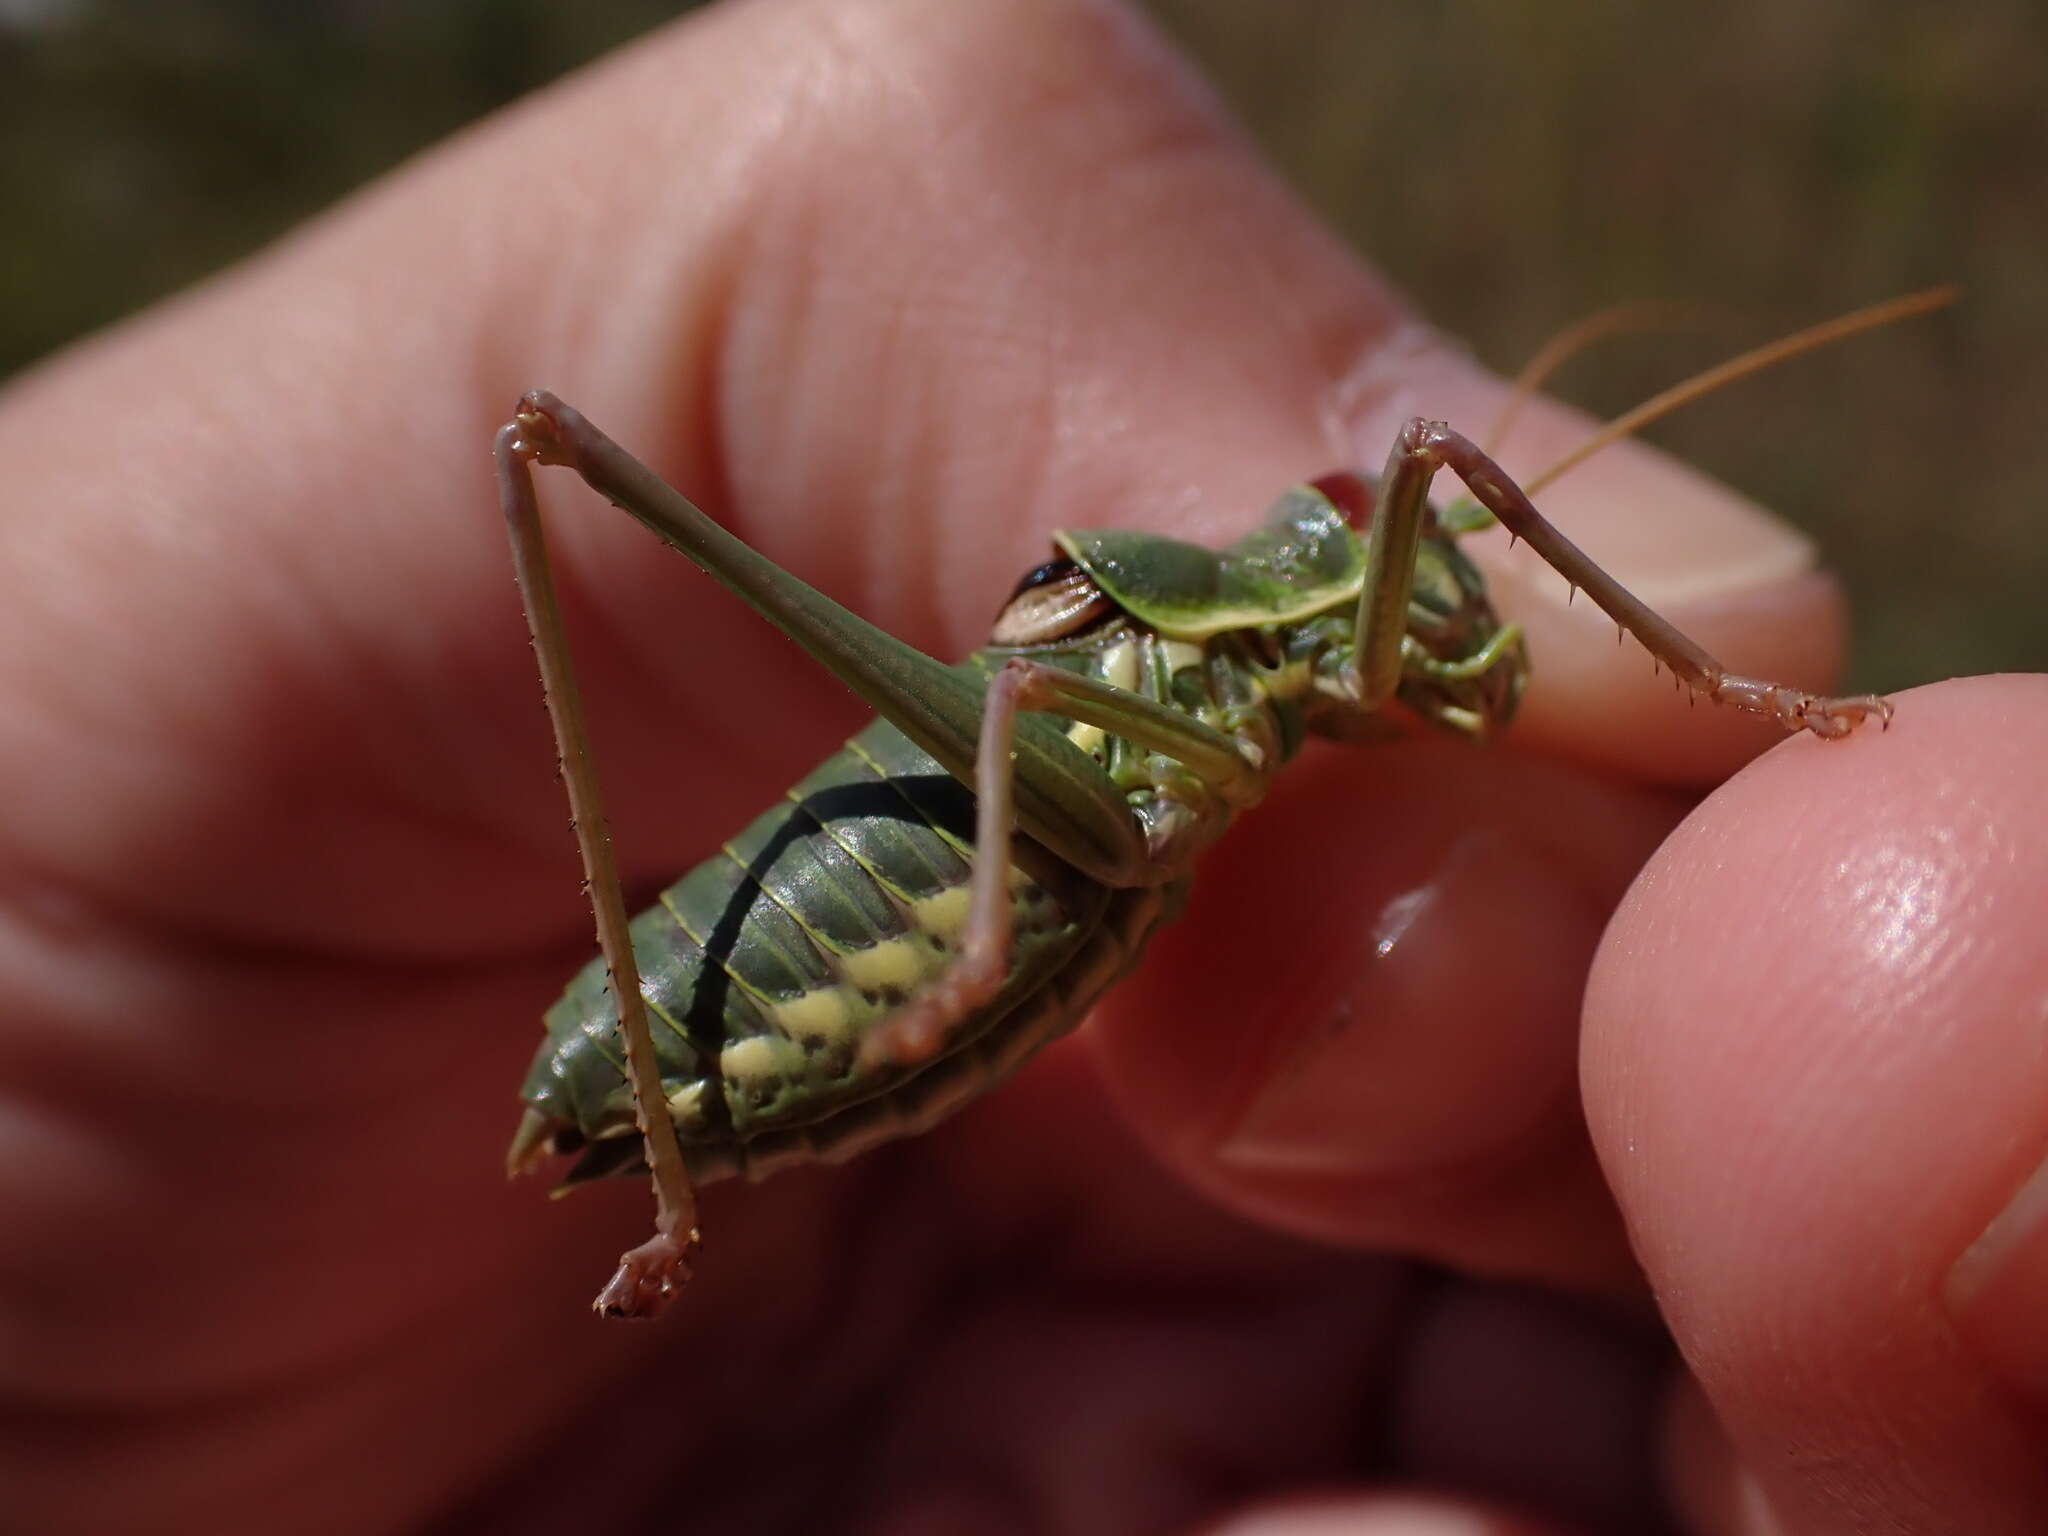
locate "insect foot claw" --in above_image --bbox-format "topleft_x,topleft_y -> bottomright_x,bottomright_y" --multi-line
593,1228 -> 699,1320
509,389 -> 580,468
1796,691 -> 1894,739
1713,677 -> 1894,739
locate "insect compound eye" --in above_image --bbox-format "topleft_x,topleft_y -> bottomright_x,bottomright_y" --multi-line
989,557 -> 1116,647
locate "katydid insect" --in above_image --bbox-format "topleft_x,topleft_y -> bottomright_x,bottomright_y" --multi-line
497,291 -> 1947,1319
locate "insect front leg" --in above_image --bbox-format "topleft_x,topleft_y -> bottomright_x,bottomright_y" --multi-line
1356,417 -> 1892,738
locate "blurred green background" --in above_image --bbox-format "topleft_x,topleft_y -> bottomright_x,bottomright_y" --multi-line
4,0 -> 2042,690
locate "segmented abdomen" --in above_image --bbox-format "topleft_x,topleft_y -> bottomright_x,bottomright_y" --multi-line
520,714 -> 1164,1184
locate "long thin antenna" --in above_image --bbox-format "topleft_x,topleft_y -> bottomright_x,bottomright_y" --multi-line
1484,299 -> 1713,456
1522,285 -> 1960,496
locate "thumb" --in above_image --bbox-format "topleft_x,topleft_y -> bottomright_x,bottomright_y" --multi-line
1586,675 -> 2048,1532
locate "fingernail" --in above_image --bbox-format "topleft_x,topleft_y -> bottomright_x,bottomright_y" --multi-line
1945,1150 -> 2048,1406
1213,827 -> 1595,1176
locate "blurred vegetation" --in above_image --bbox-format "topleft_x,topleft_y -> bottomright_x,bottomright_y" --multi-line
1151,2 -> 2048,690
3,0 -> 2042,687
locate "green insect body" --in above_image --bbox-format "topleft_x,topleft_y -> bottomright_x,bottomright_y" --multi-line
516,720 -> 1158,1187
509,481 -> 1523,1188
497,372 -> 1893,1314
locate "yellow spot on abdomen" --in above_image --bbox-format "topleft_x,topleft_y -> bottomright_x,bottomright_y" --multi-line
768,987 -> 855,1045
910,886 -> 973,941
1066,722 -> 1108,758
720,1034 -> 792,1084
665,1081 -> 706,1120
837,936 -> 930,994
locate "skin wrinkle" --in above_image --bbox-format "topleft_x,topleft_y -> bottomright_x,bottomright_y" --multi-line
1231,1075 -> 1598,1224
751,0 -> 1366,615
1319,316 -> 1463,466
712,25 -> 1171,651
666,13 -> 836,527
973,152 -> 1206,628
808,14 -> 1044,579
16,260 -> 564,957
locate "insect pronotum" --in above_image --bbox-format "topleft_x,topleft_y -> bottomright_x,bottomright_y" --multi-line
497,291 -> 1947,1318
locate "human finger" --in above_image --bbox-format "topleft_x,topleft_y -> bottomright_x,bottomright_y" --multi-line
1586,675 -> 2048,1533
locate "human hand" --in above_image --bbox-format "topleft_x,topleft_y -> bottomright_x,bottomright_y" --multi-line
3,2 -> 2042,1532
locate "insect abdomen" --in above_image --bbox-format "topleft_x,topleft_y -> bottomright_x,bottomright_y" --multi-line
519,715 -> 1153,1184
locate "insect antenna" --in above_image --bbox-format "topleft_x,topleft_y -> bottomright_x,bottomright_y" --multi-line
1522,284 -> 1960,496
1483,299 -> 1716,456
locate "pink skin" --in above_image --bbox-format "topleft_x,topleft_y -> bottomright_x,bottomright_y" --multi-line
0,2 -> 2041,1533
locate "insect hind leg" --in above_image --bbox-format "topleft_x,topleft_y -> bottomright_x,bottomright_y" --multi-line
496,410 -> 699,1319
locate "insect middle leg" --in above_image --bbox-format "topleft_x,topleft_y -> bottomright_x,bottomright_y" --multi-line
1353,417 -> 1892,738
858,658 -> 1261,1069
